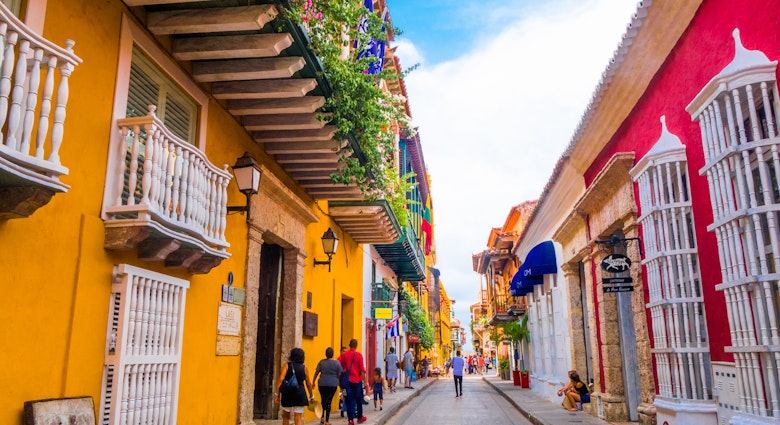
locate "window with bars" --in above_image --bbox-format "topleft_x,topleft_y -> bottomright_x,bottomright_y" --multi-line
127,47 -> 197,144
631,118 -> 712,402
99,264 -> 189,425
686,28 -> 780,421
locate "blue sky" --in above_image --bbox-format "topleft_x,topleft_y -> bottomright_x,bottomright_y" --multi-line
383,0 -> 639,352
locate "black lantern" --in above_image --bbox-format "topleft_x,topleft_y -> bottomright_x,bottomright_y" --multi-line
314,227 -> 339,272
227,152 -> 262,223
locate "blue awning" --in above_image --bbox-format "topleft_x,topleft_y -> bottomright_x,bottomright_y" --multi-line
510,241 -> 558,296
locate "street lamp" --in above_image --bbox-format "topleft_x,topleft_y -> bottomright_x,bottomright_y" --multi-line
314,227 -> 339,272
226,152 -> 262,223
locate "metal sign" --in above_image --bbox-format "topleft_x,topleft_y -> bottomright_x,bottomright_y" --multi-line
408,334 -> 420,343
604,285 -> 634,293
374,307 -> 393,319
601,254 -> 632,273
603,277 -> 633,284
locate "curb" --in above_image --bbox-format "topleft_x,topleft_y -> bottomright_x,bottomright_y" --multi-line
372,378 -> 436,425
482,376 -> 547,425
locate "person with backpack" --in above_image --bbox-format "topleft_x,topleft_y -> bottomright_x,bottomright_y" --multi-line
275,347 -> 315,425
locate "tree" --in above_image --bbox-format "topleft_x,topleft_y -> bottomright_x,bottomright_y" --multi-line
501,314 -> 530,371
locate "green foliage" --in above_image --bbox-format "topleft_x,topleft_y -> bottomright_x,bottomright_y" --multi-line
281,1 -> 414,210
498,356 -> 510,372
501,314 -> 530,371
401,287 -> 434,349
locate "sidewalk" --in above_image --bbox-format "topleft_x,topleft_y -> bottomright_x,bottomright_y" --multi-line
254,376 -> 436,425
482,374 -> 620,425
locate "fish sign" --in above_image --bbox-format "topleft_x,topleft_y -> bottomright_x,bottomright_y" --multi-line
601,254 -> 632,273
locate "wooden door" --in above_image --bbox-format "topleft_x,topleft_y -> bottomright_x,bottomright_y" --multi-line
254,244 -> 282,418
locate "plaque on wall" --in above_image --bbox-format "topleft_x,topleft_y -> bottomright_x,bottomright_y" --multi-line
217,302 -> 241,336
216,335 -> 241,356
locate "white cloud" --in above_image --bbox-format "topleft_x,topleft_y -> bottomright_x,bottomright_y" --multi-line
393,0 -> 637,350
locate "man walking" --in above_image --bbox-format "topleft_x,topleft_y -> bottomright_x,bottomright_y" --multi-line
402,346 -> 415,389
384,347 -> 399,393
339,339 -> 368,425
451,351 -> 465,398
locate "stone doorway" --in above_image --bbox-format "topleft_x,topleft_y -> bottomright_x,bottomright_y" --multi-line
253,243 -> 283,419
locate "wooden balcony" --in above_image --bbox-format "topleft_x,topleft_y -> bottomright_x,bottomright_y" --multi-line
123,0 -> 364,200
103,106 -> 232,274
0,2 -> 81,219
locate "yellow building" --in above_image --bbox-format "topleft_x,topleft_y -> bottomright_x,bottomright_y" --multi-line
0,0 -> 419,424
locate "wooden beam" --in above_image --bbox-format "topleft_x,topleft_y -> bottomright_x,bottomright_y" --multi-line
243,113 -> 330,131
289,170 -> 340,180
229,97 -> 325,115
213,79 -> 317,100
263,139 -> 345,154
253,126 -> 337,143
274,153 -> 340,164
298,179 -> 345,188
173,33 -> 293,61
124,0 -> 207,5
282,162 -> 343,171
148,5 -> 277,35
193,57 -> 305,83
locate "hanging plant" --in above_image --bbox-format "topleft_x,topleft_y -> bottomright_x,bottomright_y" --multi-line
401,287 -> 434,349
280,0 -> 415,219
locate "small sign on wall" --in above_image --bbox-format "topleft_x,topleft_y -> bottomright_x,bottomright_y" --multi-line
217,302 -> 241,336
216,335 -> 241,356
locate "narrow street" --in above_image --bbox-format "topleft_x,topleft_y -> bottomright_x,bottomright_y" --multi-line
383,375 -> 532,425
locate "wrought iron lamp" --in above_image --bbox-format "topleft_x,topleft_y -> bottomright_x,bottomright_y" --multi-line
227,152 -> 262,223
314,227 -> 338,272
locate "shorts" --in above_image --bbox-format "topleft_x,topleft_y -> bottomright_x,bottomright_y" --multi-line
580,394 -> 591,403
386,370 -> 398,379
404,367 -> 413,376
280,405 -> 305,414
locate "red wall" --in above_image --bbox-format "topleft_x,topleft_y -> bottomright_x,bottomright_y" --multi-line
584,0 -> 780,362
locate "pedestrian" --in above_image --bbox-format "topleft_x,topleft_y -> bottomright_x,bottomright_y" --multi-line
421,356 -> 429,379
478,356 -> 485,375
372,367 -> 385,411
337,346 -> 348,418
275,347 -> 315,425
450,350 -> 465,398
402,346 -> 415,389
312,347 -> 343,425
562,372 -> 590,411
339,339 -> 368,425
557,370 -> 578,410
467,355 -> 474,374
384,347 -> 399,393
444,359 -> 451,377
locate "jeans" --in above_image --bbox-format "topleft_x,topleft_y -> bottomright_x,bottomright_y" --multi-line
453,375 -> 463,395
346,381 -> 363,420
318,385 -> 338,421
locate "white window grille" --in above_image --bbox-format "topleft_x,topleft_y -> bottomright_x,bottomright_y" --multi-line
686,29 -> 780,420
631,116 -> 712,402
99,264 -> 190,425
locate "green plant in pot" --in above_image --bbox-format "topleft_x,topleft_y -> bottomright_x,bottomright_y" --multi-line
501,314 -> 530,387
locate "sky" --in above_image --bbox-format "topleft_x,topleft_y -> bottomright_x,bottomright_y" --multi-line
384,0 -> 639,351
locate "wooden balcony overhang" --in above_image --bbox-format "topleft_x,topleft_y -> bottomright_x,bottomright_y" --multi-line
124,0 -> 364,200
328,200 -> 401,245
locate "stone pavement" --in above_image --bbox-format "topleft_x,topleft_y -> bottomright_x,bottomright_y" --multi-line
482,374 -> 626,425
254,376 -> 436,425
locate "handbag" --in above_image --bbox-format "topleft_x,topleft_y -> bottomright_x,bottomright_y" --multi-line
280,362 -> 299,395
340,352 -> 356,389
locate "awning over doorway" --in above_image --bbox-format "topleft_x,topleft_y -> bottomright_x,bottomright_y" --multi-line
510,240 -> 558,296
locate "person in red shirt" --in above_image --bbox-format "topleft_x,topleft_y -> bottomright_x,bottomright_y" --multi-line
339,339 -> 368,425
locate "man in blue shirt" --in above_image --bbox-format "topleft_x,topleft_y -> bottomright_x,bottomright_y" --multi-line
450,351 -> 465,398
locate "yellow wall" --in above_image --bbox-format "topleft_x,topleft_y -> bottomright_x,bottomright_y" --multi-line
0,1 -> 365,424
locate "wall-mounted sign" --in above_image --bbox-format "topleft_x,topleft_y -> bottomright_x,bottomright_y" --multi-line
374,307 -> 393,319
604,285 -> 634,293
601,254 -> 632,273
217,302 -> 241,336
408,334 -> 420,343
603,277 -> 633,284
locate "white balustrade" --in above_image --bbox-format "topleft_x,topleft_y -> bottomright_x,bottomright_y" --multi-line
0,1 -> 81,182
107,105 -> 231,251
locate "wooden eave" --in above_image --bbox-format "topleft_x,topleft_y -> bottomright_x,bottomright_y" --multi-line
328,200 -> 401,244
125,0 -> 362,200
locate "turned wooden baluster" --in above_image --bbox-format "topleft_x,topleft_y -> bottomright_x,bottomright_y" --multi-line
179,150 -> 190,225
127,124 -> 141,206
20,48 -> 43,155
171,145 -> 182,220
49,40 -> 76,164
5,39 -> 30,151
219,170 -> 229,241
35,56 -> 56,160
0,29 -> 18,147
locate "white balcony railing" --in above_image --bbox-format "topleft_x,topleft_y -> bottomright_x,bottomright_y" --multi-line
105,106 -> 232,253
0,1 -> 81,190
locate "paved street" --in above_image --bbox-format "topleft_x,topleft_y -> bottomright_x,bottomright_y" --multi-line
383,375 -> 532,425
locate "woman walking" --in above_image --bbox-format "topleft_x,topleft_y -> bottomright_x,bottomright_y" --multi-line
313,347 -> 343,425
275,348 -> 315,425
